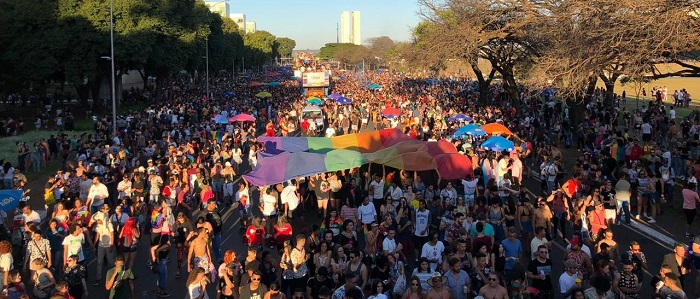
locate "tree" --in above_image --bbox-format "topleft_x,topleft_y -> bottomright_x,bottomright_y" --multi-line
275,37 -> 296,58
528,0 -> 700,111
414,0 -> 542,107
243,30 -> 278,69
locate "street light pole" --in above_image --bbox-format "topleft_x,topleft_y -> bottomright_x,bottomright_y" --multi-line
109,0 -> 117,138
206,38 -> 210,99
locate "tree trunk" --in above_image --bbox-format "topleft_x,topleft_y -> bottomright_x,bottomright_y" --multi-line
502,69 -> 521,112
567,77 -> 597,126
600,73 -> 619,107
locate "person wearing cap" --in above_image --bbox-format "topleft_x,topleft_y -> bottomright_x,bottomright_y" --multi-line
117,175 -> 132,202
587,200 -> 608,242
564,236 -> 592,283
559,258 -> 582,299
93,215 -> 115,286
148,169 -> 163,205
306,266 -> 334,299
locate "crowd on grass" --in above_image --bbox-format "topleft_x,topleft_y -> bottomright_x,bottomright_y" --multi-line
0,66 -> 698,299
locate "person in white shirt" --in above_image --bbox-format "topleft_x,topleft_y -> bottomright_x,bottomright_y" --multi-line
369,168 -> 386,212
21,206 -> 41,232
559,259 -> 580,299
530,226 -> 550,260
86,177 -> 109,214
511,153 -> 523,185
93,217 -> 115,285
325,125 -> 336,138
420,231 -> 445,271
382,228 -> 402,256
460,174 -> 479,207
497,155 -> 511,185
281,180 -> 300,219
357,196 -> 377,230
63,225 -> 86,265
117,175 -> 132,200
385,182 -> 403,204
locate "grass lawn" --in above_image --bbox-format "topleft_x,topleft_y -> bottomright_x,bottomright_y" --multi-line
0,130 -> 91,181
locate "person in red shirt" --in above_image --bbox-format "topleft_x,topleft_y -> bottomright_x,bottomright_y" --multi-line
245,216 -> 265,250
266,120 -> 275,137
274,215 -> 293,251
301,118 -> 310,136
629,140 -> 644,164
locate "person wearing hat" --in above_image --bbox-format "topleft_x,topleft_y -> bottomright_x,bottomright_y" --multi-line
559,258 -> 582,299
587,200 -> 607,242
148,168 -> 163,205
93,213 -> 116,286
305,266 -> 334,299
426,272 -> 451,299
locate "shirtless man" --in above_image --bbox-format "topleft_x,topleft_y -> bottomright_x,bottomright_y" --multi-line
478,273 -> 508,299
187,227 -> 212,273
533,199 -> 553,240
426,272 -> 452,299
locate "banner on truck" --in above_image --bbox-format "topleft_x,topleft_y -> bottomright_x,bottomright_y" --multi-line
302,72 -> 330,87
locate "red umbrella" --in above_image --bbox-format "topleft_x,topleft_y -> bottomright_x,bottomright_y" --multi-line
229,113 -> 256,122
382,107 -> 401,117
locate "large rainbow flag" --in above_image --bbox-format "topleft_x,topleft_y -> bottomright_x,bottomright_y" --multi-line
244,129 -> 472,186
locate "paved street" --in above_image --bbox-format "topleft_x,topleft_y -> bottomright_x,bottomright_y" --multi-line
22,126 -> 699,299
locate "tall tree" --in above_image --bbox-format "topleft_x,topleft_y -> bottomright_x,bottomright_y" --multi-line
275,37 -> 296,59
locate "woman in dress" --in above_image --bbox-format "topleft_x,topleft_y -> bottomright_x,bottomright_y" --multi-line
313,242 -> 332,271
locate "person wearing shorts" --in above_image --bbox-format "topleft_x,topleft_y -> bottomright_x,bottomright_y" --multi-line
682,182 -> 699,237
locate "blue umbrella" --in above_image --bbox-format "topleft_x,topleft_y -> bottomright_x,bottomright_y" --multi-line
336,97 -> 352,105
223,91 -> 235,97
448,114 -> 472,122
480,136 -> 515,152
454,124 -> 485,138
328,93 -> 342,100
212,114 -> 228,124
290,76 -> 298,81
426,79 -> 440,85
268,82 -> 280,87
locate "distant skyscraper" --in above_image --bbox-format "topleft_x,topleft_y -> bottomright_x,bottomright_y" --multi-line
204,1 -> 229,17
339,11 -> 361,45
351,11 -> 361,45
340,11 -> 351,43
230,13 -> 246,32
245,21 -> 257,34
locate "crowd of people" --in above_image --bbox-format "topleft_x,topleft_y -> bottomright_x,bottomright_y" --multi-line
0,64 -> 697,299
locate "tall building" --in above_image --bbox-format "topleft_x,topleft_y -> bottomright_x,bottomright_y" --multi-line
245,21 -> 257,34
351,11 -> 361,45
204,1 -> 229,17
340,11 -> 351,43
339,11 -> 361,45
230,13 -> 246,32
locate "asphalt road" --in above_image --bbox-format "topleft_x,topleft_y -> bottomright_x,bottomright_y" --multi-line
24,124 -> 696,299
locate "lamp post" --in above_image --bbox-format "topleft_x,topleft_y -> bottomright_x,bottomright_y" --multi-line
204,38 -> 209,99
105,0 -> 116,138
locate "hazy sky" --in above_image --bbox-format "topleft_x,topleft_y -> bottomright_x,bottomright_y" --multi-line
227,0 -> 423,49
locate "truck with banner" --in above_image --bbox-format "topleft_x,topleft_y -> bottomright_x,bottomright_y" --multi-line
301,71 -> 331,97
